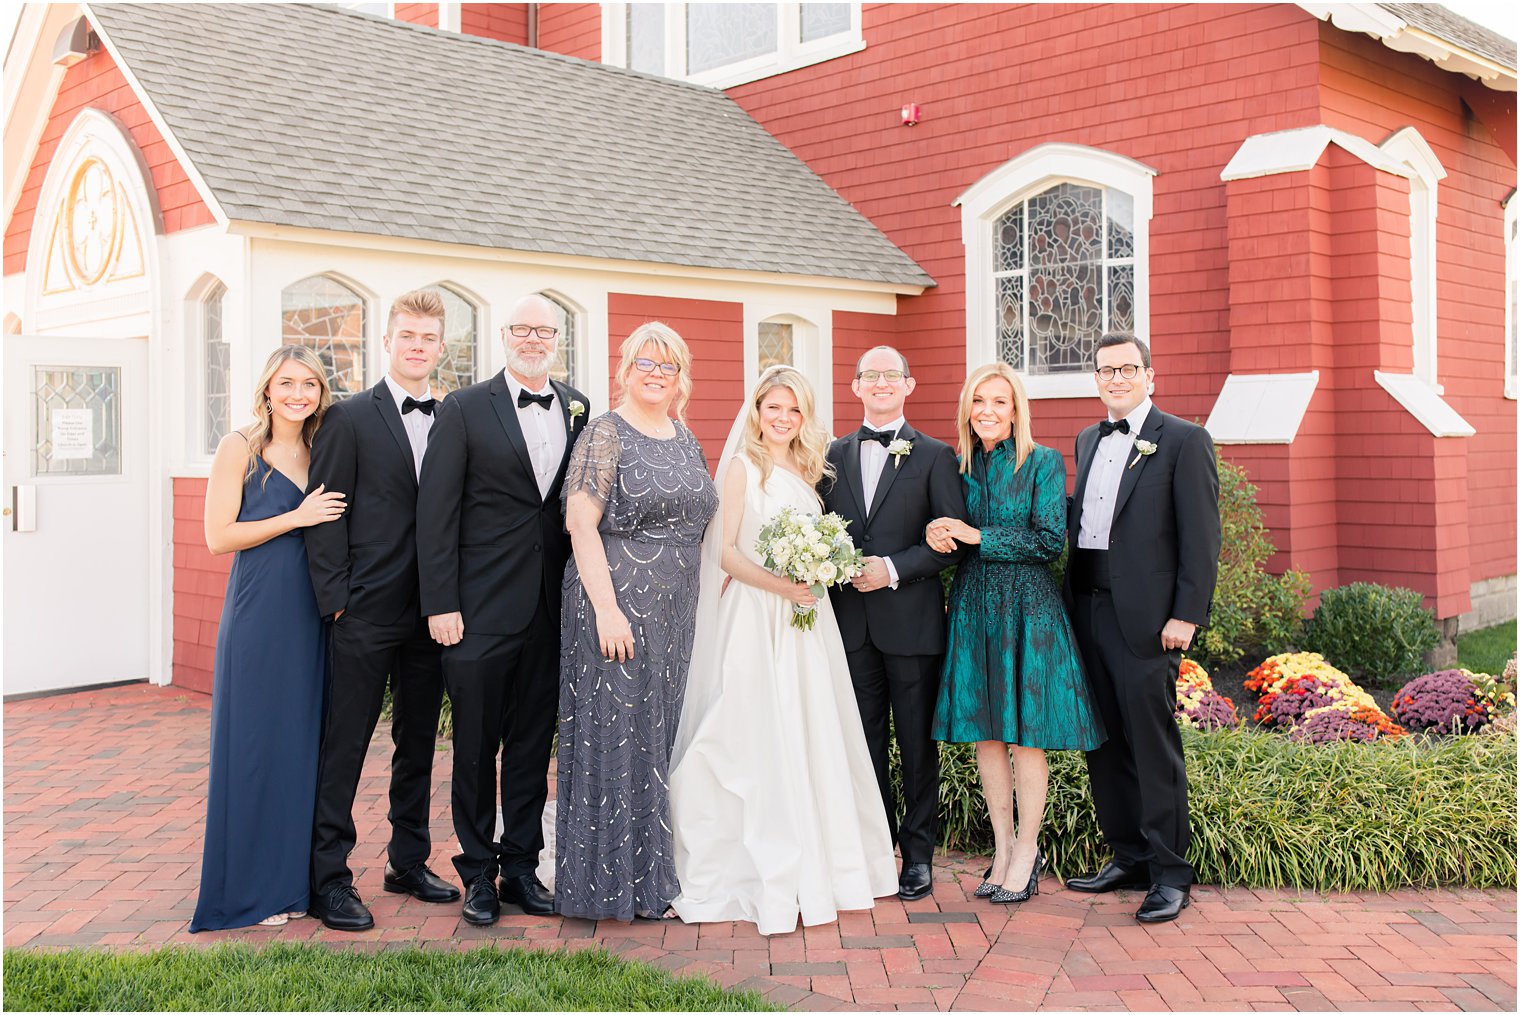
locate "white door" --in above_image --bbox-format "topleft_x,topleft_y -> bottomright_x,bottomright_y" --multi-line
3,335 -> 150,695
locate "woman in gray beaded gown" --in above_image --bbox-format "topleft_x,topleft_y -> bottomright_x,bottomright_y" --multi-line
555,322 -> 718,922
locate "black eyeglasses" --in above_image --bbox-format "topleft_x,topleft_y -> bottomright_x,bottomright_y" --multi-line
1095,364 -> 1145,381
507,325 -> 559,340
633,357 -> 680,376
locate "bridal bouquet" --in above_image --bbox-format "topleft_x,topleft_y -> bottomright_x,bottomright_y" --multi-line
755,507 -> 866,631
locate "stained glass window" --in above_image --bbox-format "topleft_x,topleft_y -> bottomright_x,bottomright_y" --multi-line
541,293 -> 578,389
424,285 -> 477,396
758,321 -> 793,372
282,275 -> 366,399
992,182 -> 1136,376
202,282 -> 230,455
33,365 -> 121,476
627,3 -> 665,74
687,3 -> 777,74
800,3 -> 850,41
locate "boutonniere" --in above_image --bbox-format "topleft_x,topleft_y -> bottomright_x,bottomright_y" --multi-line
568,400 -> 585,429
886,438 -> 913,469
1128,439 -> 1157,470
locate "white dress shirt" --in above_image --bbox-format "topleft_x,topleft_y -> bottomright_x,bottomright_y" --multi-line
382,374 -> 435,481
503,370 -> 566,500
1077,398 -> 1152,550
859,416 -> 903,589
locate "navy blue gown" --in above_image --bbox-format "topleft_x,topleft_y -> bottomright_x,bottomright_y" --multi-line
191,460 -> 325,931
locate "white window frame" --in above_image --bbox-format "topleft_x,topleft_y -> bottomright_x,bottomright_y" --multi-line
1380,127 -> 1446,392
1506,191 -> 1517,400
601,3 -> 864,89
423,280 -> 484,393
954,143 -> 1156,400
538,289 -> 588,392
188,274 -> 230,460
743,307 -> 830,427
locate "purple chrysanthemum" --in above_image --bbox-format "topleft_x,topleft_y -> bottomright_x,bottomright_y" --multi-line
1290,707 -> 1382,744
1266,676 -> 1337,728
1392,670 -> 1492,734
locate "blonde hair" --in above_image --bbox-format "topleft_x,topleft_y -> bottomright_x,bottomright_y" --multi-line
614,321 -> 693,423
246,345 -> 332,485
387,288 -> 446,334
742,366 -> 835,488
955,363 -> 1033,474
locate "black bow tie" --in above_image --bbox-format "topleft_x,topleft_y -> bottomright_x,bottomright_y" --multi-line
1098,418 -> 1130,437
857,427 -> 895,447
401,396 -> 435,416
518,390 -> 554,410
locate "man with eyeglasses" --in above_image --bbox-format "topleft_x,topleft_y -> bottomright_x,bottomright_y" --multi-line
821,345 -> 966,901
416,294 -> 591,926
1064,334 -> 1219,924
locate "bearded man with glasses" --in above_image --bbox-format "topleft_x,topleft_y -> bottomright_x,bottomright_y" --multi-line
1063,334 -> 1219,924
416,294 -> 591,926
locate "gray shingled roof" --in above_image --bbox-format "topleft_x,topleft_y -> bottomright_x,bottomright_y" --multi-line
85,3 -> 933,288
1376,3 -> 1517,68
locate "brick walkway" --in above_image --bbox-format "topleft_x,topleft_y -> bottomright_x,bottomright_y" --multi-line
4,683 -> 1515,1011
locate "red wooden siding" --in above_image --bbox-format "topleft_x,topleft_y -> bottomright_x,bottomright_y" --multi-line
535,3 -> 600,61
607,294 -> 744,469
4,39 -> 214,276
172,478 -> 230,695
393,3 -> 438,28
460,4 -> 529,45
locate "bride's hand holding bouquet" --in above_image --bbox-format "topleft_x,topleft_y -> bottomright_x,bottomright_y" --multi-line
755,507 -> 865,630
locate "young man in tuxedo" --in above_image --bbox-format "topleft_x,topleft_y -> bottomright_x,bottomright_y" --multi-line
1064,334 -> 1220,923
821,345 -> 966,900
304,289 -> 459,932
416,294 -> 590,926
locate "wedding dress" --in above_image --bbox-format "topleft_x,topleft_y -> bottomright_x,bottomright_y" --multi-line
668,448 -> 898,936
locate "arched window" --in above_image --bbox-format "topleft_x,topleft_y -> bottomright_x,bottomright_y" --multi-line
281,275 -> 367,399
539,291 -> 582,389
200,280 -> 230,454
1380,127 -> 1446,389
423,283 -> 479,395
757,319 -> 794,371
956,144 -> 1155,399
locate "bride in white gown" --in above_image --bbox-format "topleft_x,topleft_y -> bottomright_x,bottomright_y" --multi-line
669,366 -> 898,936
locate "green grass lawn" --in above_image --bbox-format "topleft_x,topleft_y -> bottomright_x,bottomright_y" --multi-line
0,942 -> 779,1012
1458,620 -> 1517,676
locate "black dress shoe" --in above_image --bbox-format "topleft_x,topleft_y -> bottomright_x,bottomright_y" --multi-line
309,884 -> 374,932
461,875 -> 500,926
383,862 -> 461,903
897,862 -> 933,901
1136,884 -> 1191,923
1065,861 -> 1150,894
498,873 -> 555,916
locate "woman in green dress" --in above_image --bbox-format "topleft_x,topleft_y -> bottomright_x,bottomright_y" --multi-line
927,363 -> 1104,905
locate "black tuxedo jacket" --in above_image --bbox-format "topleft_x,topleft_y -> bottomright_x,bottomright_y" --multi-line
416,373 -> 589,637
1065,406 -> 1221,657
305,382 -> 432,625
820,423 -> 967,656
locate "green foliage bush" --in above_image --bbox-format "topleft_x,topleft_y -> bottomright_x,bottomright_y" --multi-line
1191,457 -> 1310,668
903,728 -> 1516,891
1304,582 -> 1442,686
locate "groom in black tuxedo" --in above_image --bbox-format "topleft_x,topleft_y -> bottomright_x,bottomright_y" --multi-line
305,289 -> 460,931
416,294 -> 589,926
821,345 -> 966,900
1064,334 -> 1220,923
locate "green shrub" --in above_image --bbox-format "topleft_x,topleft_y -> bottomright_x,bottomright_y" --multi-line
903,728 -> 1516,891
1192,457 -> 1310,668
1304,582 -> 1441,686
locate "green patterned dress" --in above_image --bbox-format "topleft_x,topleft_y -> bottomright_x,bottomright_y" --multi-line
931,441 -> 1105,749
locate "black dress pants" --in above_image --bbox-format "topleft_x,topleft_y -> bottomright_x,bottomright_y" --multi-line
1072,588 -> 1193,888
311,612 -> 444,896
443,593 -> 558,883
846,643 -> 942,865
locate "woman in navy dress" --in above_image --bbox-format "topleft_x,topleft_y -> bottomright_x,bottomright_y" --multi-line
191,345 -> 347,931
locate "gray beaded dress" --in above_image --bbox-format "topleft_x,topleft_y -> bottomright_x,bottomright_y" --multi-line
555,411 -> 718,921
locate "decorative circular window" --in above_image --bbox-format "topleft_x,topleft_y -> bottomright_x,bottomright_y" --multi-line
65,157 -> 120,286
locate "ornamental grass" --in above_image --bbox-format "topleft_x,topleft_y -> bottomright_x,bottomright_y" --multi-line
920,727 -> 1516,891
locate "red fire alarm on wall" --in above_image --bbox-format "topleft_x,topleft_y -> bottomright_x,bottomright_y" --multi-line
901,102 -> 921,126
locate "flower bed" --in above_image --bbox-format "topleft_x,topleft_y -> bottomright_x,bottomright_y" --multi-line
1243,652 -> 1405,742
1174,658 -> 1240,731
1393,667 -> 1516,734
